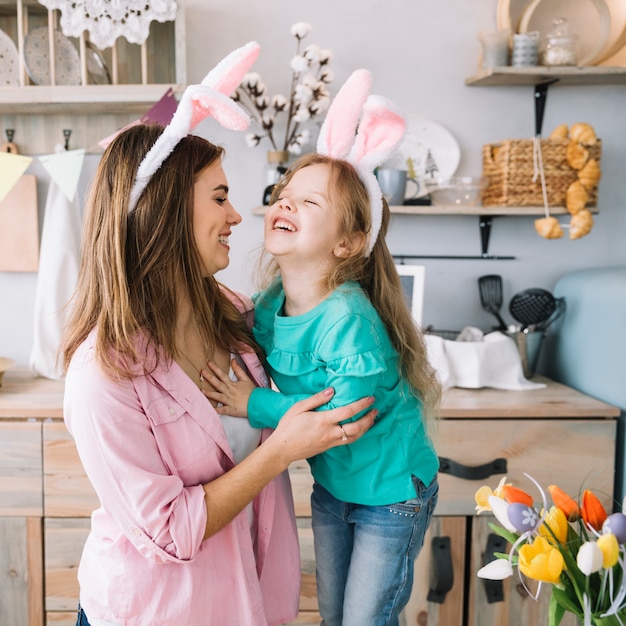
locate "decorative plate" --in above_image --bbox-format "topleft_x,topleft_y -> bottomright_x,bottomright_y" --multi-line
497,0 -> 531,33
85,41 -> 111,84
0,28 -> 20,86
24,26 -> 81,86
383,115 -> 461,197
518,0 -> 611,66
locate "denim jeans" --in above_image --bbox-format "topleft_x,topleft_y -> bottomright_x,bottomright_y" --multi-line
76,604 -> 91,626
311,475 -> 438,626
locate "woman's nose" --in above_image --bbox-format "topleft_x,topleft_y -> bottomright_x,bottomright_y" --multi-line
227,203 -> 242,225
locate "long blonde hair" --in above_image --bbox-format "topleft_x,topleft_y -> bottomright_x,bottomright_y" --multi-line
259,153 -> 441,425
62,124 -> 259,379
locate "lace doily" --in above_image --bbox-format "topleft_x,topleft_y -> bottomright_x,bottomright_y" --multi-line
37,0 -> 177,50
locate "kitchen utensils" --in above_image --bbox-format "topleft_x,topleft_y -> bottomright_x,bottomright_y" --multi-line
509,287 -> 565,330
478,274 -> 508,330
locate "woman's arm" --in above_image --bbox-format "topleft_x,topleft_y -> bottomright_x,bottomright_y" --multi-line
202,387 -> 376,539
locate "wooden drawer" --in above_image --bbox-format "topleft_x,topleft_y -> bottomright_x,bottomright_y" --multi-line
43,423 -> 98,518
434,418 -> 615,515
0,422 -> 42,516
0,516 -> 43,626
44,518 -> 89,614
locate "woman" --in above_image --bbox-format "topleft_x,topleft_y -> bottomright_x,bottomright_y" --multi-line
61,118 -> 375,626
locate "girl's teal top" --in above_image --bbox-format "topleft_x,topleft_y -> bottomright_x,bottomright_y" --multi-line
249,279 -> 439,506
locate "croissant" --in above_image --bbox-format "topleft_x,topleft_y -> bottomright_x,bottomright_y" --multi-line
569,209 -> 594,240
549,123 -> 568,140
566,140 -> 589,170
535,216 -> 564,239
569,122 -> 597,146
566,180 -> 589,214
578,158 -> 602,189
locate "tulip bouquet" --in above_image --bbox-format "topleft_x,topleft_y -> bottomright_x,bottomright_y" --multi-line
232,22 -> 333,155
475,474 -> 626,626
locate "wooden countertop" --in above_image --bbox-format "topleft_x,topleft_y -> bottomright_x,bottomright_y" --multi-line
0,368 -> 619,421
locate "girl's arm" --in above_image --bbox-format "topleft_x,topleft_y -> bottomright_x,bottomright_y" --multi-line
201,388 -> 376,538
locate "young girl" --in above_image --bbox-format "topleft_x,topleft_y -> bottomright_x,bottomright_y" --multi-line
204,70 -> 440,626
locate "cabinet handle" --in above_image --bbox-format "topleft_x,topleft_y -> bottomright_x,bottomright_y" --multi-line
427,536 -> 453,604
482,533 -> 506,603
438,456 -> 507,480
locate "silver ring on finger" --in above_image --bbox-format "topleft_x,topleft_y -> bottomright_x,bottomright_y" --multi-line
338,425 -> 348,441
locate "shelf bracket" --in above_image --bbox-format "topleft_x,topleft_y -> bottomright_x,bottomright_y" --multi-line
534,78 -> 559,136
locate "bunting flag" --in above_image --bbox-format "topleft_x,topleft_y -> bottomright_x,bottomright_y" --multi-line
38,149 -> 86,202
98,87 -> 179,150
0,152 -> 33,204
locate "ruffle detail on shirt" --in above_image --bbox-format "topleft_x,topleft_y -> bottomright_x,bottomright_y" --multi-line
266,345 -> 386,378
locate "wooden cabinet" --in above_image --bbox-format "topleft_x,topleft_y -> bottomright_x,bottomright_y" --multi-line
0,370 -> 619,626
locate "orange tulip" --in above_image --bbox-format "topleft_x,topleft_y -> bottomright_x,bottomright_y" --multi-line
581,490 -> 607,531
548,484 -> 581,521
502,484 -> 533,507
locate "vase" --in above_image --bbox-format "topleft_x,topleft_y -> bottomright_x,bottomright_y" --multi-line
263,150 -> 289,205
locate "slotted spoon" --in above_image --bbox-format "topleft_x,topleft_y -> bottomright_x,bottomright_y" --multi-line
509,288 -> 557,330
478,274 -> 507,330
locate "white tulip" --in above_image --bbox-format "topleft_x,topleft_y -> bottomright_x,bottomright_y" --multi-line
477,559 -> 514,580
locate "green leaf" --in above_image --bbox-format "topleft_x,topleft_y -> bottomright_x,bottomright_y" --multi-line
548,593 -> 566,626
487,521 -> 520,546
551,586 -> 583,617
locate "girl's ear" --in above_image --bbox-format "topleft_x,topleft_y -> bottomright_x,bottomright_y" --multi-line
333,232 -> 366,258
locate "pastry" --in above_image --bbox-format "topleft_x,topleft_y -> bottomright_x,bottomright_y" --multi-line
566,180 -> 589,214
569,122 -> 597,146
566,140 -> 589,170
578,158 -> 602,190
534,216 -> 564,239
549,123 -> 568,140
569,209 -> 594,240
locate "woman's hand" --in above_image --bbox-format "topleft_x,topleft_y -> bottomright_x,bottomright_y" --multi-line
201,360 -> 255,417
268,388 -> 377,467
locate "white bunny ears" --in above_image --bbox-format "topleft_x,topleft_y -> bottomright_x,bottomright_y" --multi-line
316,69 -> 407,255
128,41 -> 261,212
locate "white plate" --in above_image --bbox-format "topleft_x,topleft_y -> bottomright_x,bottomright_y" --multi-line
0,28 -> 20,86
24,26 -> 81,86
383,115 -> 461,198
519,0 -> 611,66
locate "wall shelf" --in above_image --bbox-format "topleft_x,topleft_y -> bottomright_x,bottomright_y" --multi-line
252,204 -> 598,216
465,66 -> 626,87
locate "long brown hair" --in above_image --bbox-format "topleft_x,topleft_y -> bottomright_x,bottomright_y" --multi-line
259,153 -> 441,425
62,123 -> 258,379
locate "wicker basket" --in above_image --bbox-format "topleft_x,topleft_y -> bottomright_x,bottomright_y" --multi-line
481,138 -> 601,207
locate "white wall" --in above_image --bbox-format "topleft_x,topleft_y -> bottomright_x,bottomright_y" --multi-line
2,0 -> 625,366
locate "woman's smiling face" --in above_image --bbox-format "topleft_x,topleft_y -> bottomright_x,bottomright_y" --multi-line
192,160 -> 242,276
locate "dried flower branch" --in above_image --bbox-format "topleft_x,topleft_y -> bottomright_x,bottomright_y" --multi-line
233,22 -> 333,154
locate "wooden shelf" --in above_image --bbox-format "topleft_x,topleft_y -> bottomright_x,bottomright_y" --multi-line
252,204 -> 598,216
465,65 -> 626,87
0,84 -> 185,115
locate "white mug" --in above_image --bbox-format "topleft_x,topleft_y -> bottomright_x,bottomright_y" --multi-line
376,169 -> 419,206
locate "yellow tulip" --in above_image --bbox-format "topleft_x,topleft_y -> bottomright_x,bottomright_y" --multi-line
475,477 -> 511,515
597,533 -> 619,568
539,506 -> 569,544
518,536 -> 565,584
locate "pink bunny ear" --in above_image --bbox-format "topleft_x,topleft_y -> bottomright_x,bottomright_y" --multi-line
202,40 -> 261,95
349,95 -> 406,171
129,41 -> 260,212
317,69 -> 372,158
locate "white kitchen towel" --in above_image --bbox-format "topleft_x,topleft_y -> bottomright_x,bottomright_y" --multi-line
29,180 -> 82,379
425,330 -> 546,391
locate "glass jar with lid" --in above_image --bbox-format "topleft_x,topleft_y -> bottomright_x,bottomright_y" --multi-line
540,18 -> 578,66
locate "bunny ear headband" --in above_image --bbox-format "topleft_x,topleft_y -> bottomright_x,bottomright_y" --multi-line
316,69 -> 407,256
128,41 -> 261,212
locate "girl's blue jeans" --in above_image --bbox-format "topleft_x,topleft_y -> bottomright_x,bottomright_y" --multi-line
311,475 -> 438,626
